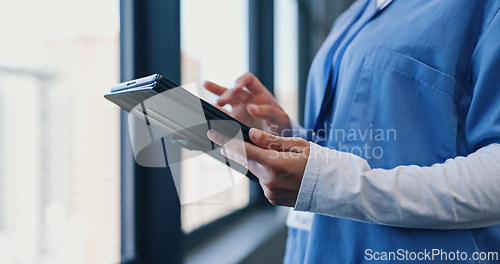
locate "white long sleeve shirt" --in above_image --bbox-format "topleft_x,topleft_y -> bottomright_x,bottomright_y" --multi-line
290,142 -> 500,230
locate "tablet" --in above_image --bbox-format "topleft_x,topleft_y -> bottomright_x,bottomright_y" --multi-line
104,74 -> 258,181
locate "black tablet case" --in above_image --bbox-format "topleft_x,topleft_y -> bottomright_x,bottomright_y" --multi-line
104,74 -> 258,181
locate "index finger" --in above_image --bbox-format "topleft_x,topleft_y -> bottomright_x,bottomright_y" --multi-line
207,129 -> 272,166
234,73 -> 265,94
204,80 -> 227,96
250,128 -> 308,153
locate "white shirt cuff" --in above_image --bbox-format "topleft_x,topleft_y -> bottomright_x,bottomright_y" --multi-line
293,141 -> 500,229
294,142 -> 322,211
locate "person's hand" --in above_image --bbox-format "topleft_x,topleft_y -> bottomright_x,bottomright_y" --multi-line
207,128 -> 310,207
204,73 -> 291,136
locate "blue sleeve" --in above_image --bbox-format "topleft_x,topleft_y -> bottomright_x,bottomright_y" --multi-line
466,8 -> 500,151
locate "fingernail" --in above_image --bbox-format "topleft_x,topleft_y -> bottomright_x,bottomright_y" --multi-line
251,129 -> 261,140
207,129 -> 214,140
248,104 -> 259,112
218,92 -> 228,101
216,99 -> 226,106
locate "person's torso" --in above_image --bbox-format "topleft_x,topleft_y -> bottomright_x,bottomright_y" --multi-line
289,0 -> 500,263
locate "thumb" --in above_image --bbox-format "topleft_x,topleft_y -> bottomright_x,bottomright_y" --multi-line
249,128 -> 308,153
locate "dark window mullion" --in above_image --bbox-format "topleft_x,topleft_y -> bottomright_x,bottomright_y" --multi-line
120,0 -> 182,263
248,0 -> 275,206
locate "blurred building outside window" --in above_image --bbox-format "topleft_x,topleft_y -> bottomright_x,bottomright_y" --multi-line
0,1 -> 120,263
180,0 -> 250,233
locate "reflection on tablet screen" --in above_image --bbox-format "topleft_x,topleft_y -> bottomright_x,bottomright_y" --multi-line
127,86 -> 250,204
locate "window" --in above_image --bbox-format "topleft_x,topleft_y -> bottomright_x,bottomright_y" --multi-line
275,0 -> 299,122
180,0 -> 251,234
0,1 -> 120,263
119,1 -> 276,261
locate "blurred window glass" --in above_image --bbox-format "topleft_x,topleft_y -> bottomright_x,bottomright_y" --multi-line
180,0 -> 250,233
0,1 -> 120,263
275,0 -> 299,122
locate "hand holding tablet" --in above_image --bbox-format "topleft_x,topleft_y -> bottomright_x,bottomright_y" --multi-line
104,74 -> 258,181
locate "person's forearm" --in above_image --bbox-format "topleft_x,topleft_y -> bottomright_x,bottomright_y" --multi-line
295,143 -> 500,229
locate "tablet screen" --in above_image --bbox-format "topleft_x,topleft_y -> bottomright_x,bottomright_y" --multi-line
105,75 -> 257,204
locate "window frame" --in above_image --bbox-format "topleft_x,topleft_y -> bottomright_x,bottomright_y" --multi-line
120,0 -> 182,263
119,0 -> 275,262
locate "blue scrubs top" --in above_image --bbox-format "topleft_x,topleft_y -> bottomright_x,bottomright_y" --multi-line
285,0 -> 500,263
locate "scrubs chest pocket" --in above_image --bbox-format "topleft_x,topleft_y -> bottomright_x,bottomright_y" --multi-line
344,46 -> 458,167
